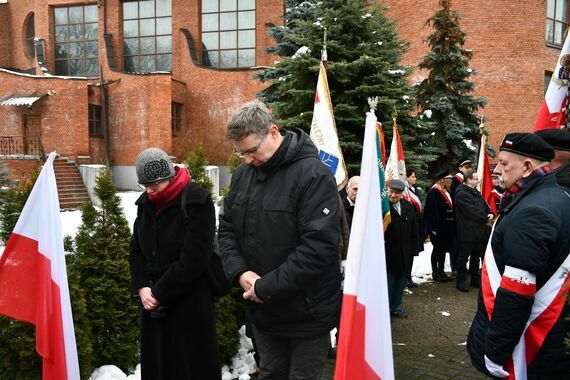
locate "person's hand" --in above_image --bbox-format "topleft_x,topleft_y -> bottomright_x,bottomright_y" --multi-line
487,214 -> 495,221
239,271 -> 261,292
484,355 -> 509,378
138,287 -> 159,311
243,277 -> 263,304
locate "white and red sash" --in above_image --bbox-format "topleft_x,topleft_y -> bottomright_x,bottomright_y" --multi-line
454,172 -> 464,183
481,222 -> 570,380
431,184 -> 452,209
405,186 -> 422,215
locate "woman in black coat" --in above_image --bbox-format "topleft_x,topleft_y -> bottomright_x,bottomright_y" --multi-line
129,148 -> 220,380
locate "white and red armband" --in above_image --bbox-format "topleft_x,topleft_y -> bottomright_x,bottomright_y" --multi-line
499,265 -> 537,296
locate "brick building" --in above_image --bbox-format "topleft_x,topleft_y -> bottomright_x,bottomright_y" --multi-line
382,0 -> 567,153
0,0 -> 282,189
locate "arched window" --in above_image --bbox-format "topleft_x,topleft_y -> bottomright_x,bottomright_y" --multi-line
24,12 -> 36,59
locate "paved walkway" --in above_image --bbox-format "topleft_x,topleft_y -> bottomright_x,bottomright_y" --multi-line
322,277 -> 487,379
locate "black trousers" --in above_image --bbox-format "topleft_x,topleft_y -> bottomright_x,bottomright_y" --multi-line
456,240 -> 485,284
430,233 -> 452,272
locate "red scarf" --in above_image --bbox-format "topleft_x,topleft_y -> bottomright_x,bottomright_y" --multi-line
148,166 -> 191,213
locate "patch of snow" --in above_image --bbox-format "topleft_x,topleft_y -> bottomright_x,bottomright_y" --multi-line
438,311 -> 451,317
292,46 -> 311,59
376,41 -> 383,45
467,68 -> 473,73
394,343 -> 406,346
388,69 -> 405,75
428,354 -> 435,358
463,139 -> 478,152
458,341 -> 467,346
362,13 -> 372,19
423,109 -> 433,119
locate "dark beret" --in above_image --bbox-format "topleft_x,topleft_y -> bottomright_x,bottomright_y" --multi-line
388,179 -> 406,191
535,129 -> 570,151
456,158 -> 473,168
499,132 -> 554,161
435,169 -> 450,180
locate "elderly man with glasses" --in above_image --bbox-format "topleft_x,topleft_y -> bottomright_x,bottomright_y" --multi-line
219,100 -> 342,380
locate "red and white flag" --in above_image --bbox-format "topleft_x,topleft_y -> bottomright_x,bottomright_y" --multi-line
533,33 -> 570,131
477,133 -> 498,215
335,109 -> 394,380
0,152 -> 80,380
384,126 -> 406,184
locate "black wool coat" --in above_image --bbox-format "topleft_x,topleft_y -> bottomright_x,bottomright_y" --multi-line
424,186 -> 455,241
454,185 -> 491,244
129,183 -> 220,380
219,129 -> 342,338
467,174 -> 570,378
385,200 -> 418,273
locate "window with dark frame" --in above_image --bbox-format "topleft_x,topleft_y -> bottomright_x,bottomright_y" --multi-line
201,0 -> 256,69
545,71 -> 553,95
122,0 -> 172,73
89,105 -> 102,137
172,102 -> 182,135
546,0 -> 568,46
54,5 -> 99,76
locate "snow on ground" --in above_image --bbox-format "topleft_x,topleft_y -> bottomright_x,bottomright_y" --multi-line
30,192 -> 444,379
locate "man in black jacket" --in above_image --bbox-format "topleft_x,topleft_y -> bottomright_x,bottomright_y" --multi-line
342,175 -> 359,229
467,132 -> 570,379
219,101 -> 341,380
385,179 -> 418,318
535,128 -> 570,191
453,170 -> 493,292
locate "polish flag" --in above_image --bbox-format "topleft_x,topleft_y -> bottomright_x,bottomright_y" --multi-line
335,109 -> 394,380
0,152 -> 80,380
476,133 -> 497,215
310,60 -> 348,189
533,33 -> 570,131
384,126 -> 406,184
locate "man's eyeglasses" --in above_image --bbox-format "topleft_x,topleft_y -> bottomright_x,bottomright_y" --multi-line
233,135 -> 266,158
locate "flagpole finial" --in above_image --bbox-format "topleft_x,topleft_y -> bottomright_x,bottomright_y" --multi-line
478,115 -> 485,135
368,97 -> 378,112
392,107 -> 398,129
321,29 -> 328,62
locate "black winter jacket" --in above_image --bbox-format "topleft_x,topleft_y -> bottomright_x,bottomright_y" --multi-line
467,174 -> 570,378
554,162 -> 570,191
129,183 -> 220,379
219,129 -> 342,337
424,186 -> 454,240
454,185 -> 491,244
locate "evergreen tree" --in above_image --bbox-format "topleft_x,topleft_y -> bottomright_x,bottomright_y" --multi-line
0,169 -> 37,244
184,143 -> 214,194
257,0 -> 437,175
415,0 -> 486,175
72,168 -> 138,373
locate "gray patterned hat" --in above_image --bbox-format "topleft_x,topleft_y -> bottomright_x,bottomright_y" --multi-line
135,148 -> 175,184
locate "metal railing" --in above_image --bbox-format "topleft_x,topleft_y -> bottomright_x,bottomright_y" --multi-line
0,135 -> 43,157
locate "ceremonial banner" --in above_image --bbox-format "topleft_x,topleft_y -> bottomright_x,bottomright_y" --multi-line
0,152 -> 80,380
533,33 -> 570,131
384,126 -> 406,184
477,133 -> 497,215
310,61 -> 348,188
376,122 -> 387,166
335,109 -> 394,380
376,123 -> 392,230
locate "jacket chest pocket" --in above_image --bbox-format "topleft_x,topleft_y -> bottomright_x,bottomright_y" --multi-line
262,196 -> 297,247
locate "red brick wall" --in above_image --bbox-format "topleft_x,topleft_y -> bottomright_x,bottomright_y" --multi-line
0,70 -> 90,160
1,158 -> 42,180
382,0 -> 560,153
1,0 -> 283,168
0,4 -> 12,68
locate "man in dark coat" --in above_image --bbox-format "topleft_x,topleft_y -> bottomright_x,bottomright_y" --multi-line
424,170 -> 454,282
467,133 -> 570,379
450,158 -> 474,199
535,128 -> 570,191
219,101 -> 341,380
342,175 -> 359,229
405,167 -> 423,288
453,170 -> 493,292
385,179 -> 418,318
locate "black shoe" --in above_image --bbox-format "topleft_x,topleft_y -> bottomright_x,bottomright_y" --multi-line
456,282 -> 469,292
433,271 -> 446,282
441,271 -> 452,282
391,308 -> 408,318
406,279 -> 419,288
